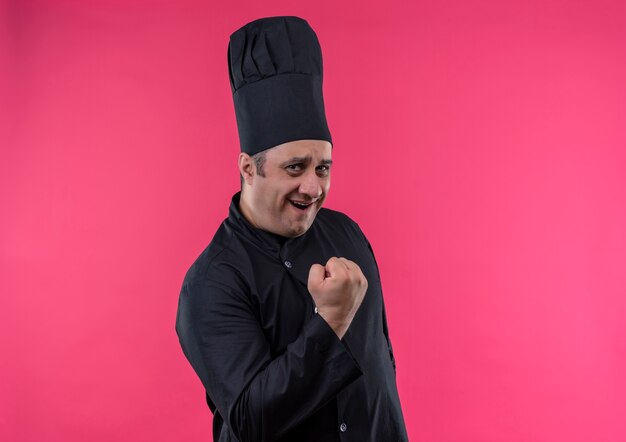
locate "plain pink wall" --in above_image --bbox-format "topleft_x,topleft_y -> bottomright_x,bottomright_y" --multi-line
2,0 -> 625,440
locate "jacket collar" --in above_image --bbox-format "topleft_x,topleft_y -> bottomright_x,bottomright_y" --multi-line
227,191 -> 304,255
226,192 -> 333,287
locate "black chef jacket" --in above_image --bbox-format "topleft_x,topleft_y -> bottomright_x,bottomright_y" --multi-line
176,192 -> 408,442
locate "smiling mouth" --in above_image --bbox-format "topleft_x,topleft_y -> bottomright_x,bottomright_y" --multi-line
289,200 -> 314,211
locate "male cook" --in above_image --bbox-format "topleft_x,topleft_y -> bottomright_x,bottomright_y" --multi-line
176,16 -> 408,442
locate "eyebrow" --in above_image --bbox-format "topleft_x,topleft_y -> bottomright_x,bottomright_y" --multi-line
279,156 -> 333,167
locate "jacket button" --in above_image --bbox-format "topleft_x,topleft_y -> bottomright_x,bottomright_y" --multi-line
284,260 -> 292,268
339,422 -> 347,432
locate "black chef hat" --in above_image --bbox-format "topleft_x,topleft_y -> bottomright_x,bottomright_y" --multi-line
228,16 -> 332,155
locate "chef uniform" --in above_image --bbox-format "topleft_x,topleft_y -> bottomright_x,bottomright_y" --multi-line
176,16 -> 408,442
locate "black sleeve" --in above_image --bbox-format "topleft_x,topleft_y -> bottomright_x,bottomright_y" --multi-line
380,288 -> 397,373
175,277 -> 362,442
357,224 -> 397,374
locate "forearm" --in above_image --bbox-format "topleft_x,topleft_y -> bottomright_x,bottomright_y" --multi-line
176,280 -> 362,442
228,315 -> 361,441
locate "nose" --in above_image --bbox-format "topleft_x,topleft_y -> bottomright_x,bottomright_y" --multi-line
298,169 -> 323,199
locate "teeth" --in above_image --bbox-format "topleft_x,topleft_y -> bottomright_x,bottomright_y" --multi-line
291,200 -> 310,208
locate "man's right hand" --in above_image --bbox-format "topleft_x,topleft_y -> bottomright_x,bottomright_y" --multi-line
307,257 -> 368,339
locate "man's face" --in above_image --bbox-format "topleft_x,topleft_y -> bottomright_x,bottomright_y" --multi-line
240,139 -> 332,238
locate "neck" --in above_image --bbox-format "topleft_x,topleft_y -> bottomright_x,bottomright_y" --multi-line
238,189 -> 260,230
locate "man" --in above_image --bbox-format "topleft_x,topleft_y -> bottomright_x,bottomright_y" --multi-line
176,16 -> 408,441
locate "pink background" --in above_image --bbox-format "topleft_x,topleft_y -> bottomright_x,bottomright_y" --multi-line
2,0 -> 625,440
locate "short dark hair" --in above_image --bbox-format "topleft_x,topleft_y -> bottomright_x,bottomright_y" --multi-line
252,151 -> 267,177
240,150 -> 267,187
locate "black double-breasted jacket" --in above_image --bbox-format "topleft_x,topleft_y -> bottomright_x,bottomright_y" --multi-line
176,192 -> 408,441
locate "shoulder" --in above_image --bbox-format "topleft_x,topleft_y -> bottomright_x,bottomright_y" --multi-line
316,206 -> 359,229
315,207 -> 368,241
181,220 -> 250,294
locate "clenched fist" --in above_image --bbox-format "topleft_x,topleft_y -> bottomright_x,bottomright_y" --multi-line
307,257 -> 368,339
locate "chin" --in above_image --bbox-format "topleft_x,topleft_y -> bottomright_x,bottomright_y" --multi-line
285,228 -> 306,238
285,222 -> 310,238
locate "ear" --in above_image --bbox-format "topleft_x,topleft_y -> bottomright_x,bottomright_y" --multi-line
238,152 -> 255,185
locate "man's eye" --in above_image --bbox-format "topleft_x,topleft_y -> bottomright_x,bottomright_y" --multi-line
316,165 -> 330,175
286,164 -> 303,172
